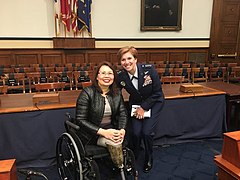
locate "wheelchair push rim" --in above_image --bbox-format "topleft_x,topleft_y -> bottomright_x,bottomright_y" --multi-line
56,132 -> 83,180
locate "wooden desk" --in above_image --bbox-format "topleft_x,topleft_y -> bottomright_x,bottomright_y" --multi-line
162,83 -> 225,99
0,90 -> 80,114
199,82 -> 240,129
0,84 -> 225,114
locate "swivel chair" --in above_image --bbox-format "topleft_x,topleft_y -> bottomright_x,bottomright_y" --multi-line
56,113 -> 138,180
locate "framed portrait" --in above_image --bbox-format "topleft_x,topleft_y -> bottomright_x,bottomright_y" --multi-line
141,0 -> 183,31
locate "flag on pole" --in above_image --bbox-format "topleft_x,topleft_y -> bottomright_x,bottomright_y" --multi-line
77,0 -> 92,34
71,0 -> 78,33
84,0 -> 92,34
60,0 -> 71,32
54,0 -> 61,36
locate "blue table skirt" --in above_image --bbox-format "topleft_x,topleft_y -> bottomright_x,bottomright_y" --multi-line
0,94 -> 226,167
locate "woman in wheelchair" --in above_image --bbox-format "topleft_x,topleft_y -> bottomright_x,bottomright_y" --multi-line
76,61 -> 127,148
57,61 -> 138,180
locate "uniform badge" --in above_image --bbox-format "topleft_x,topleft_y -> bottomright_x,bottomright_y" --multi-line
120,81 -> 126,87
143,75 -> 152,87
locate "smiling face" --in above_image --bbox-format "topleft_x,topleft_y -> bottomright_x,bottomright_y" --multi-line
97,65 -> 114,89
120,51 -> 137,75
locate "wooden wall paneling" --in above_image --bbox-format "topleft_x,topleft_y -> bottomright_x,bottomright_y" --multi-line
15,54 -> 38,65
169,52 -> 186,63
41,54 -> 63,65
209,0 -> 240,63
149,53 -> 168,62
0,54 -> 12,66
87,52 -> 108,65
65,53 -> 85,64
219,24 -> 239,43
137,53 -> 148,63
0,48 -> 210,67
109,53 -> 118,64
188,52 -> 207,64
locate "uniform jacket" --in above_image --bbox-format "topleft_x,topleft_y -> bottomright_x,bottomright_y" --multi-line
117,63 -> 164,113
75,85 -> 128,144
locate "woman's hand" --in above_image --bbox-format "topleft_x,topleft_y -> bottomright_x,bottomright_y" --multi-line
134,107 -> 145,119
97,128 -> 125,143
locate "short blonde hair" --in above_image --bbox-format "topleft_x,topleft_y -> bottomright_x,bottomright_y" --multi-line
117,46 -> 138,62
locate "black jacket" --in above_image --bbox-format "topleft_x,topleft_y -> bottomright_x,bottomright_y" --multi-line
75,85 -> 128,144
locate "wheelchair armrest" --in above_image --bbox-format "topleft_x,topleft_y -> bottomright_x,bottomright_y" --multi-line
66,120 -> 80,130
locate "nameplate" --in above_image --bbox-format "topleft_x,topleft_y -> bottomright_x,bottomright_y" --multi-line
179,84 -> 203,93
33,93 -> 60,105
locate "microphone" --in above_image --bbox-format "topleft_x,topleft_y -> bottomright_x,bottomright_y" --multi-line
18,169 -> 48,180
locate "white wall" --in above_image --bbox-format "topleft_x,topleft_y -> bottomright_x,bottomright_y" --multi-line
0,0 -> 213,39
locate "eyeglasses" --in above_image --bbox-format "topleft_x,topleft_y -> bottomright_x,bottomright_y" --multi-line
98,71 -> 114,76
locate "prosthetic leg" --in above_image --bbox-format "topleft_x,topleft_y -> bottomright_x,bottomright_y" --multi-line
106,143 -> 126,180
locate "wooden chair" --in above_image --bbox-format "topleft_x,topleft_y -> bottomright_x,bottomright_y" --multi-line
26,72 -> 49,93
174,67 -> 191,82
208,62 -> 222,68
55,66 -> 73,72
73,71 -> 92,90
148,61 -> 164,68
50,71 -> 74,90
35,67 -> 55,74
190,63 -> 206,68
81,81 -> 93,88
112,63 -> 123,72
14,67 -> 35,73
3,73 -> 26,93
161,76 -> 184,84
191,67 -> 209,83
159,64 -> 176,68
0,85 -> 8,95
0,67 -> 14,76
227,66 -> 240,83
156,67 -> 174,78
65,63 -> 82,71
34,82 -> 66,92
227,63 -> 238,68
30,64 -> 47,68
209,67 -> 227,82
175,63 -> 191,68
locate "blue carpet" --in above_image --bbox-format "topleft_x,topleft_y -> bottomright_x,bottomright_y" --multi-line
17,139 -> 223,180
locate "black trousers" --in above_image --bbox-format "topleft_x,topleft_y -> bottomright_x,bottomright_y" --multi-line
129,117 -> 158,160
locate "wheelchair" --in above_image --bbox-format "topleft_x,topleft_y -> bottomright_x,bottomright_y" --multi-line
56,113 -> 138,180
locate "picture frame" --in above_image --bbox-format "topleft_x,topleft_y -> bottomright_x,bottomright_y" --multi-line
141,0 -> 183,31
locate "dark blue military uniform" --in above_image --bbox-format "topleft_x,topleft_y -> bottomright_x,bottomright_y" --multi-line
117,63 -> 164,162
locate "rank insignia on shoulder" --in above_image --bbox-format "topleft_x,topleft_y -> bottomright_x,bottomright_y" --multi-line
142,64 -> 152,68
117,70 -> 124,74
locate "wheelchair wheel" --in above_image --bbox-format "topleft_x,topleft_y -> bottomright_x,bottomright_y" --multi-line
56,132 -> 82,180
123,147 -> 138,180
